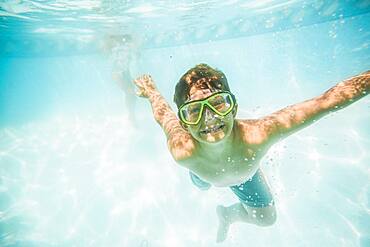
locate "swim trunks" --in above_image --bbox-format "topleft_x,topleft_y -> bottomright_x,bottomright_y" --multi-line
189,169 -> 274,208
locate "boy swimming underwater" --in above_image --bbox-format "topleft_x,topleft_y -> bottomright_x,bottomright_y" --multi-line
134,64 -> 369,242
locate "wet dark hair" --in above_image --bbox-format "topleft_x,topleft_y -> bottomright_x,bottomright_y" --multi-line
174,64 -> 231,108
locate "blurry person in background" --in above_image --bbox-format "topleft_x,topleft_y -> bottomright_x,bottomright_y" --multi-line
102,33 -> 142,126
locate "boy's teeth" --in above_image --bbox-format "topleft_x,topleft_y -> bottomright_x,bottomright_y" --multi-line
202,124 -> 224,134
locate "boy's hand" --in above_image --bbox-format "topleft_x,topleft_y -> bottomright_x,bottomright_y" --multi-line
134,74 -> 157,98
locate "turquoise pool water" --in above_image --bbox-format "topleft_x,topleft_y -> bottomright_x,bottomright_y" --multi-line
1,1 -> 370,246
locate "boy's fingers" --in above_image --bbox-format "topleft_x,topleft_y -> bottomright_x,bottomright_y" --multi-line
134,75 -> 153,89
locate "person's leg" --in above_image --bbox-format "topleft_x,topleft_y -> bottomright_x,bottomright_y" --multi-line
124,85 -> 137,125
189,171 -> 211,190
216,203 -> 276,242
216,169 -> 276,242
114,71 -> 138,125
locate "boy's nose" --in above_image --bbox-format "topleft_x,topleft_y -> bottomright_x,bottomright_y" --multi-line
203,106 -> 217,123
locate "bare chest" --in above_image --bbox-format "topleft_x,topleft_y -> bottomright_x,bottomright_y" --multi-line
190,147 -> 265,187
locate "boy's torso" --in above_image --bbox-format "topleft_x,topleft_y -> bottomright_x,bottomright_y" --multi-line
181,120 -> 272,187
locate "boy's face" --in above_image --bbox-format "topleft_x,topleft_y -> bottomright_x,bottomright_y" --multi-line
184,87 -> 236,144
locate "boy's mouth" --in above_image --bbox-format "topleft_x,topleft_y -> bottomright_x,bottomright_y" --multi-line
200,124 -> 225,135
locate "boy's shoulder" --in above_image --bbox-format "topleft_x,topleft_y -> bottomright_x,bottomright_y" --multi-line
235,119 -> 271,146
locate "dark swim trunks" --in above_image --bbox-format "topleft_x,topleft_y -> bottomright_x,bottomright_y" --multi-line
189,169 -> 274,208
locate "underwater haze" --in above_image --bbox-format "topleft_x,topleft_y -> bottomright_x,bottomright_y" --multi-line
1,0 -> 370,246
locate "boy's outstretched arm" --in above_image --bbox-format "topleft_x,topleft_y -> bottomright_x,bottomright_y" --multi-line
260,70 -> 370,144
134,75 -> 196,162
